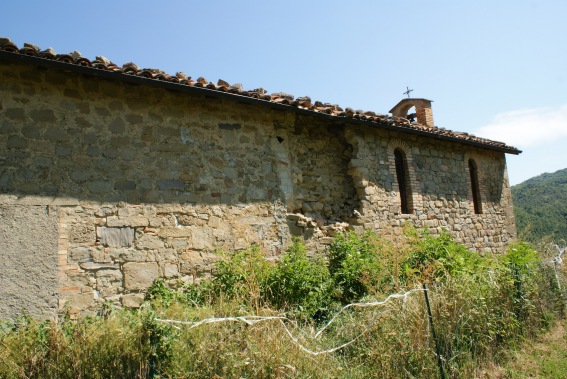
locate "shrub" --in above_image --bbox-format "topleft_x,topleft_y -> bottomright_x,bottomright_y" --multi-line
146,277 -> 214,308
402,228 -> 484,282
211,245 -> 272,310
265,238 -> 334,320
327,231 -> 385,303
499,242 -> 563,333
4,234 -> 564,378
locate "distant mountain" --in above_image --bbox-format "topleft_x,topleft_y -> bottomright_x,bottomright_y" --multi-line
511,168 -> 567,243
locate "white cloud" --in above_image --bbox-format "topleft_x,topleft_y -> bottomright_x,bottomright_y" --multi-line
474,104 -> 567,148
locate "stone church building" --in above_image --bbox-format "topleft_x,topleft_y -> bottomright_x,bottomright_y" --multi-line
0,38 -> 520,318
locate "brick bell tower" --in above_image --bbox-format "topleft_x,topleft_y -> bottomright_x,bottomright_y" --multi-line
389,98 -> 435,129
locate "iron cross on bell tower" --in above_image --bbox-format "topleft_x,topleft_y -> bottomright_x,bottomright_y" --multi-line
403,86 -> 413,99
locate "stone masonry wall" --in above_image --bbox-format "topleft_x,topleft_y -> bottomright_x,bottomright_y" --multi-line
0,59 -> 516,316
345,127 -> 516,251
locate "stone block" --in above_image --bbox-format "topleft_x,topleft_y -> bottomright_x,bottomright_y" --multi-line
319,237 -> 334,245
158,226 -> 192,238
49,196 -> 80,205
95,206 -> 116,217
69,170 -> 91,182
80,262 -> 120,270
0,120 -> 16,135
88,180 -> 113,194
190,226 -> 213,250
90,247 -> 112,263
180,250 -> 218,275
67,273 -> 90,288
109,248 -> 147,263
208,216 -> 221,228
114,180 -> 136,190
136,234 -> 165,250
177,214 -> 196,226
7,136 -> 28,149
45,127 -> 69,142
67,292 -> 94,311
109,136 -> 129,148
31,156 -> 52,167
96,226 -> 134,247
99,287 -> 120,298
157,180 -> 185,190
164,263 -> 179,277
5,108 -> 26,121
55,146 -> 73,158
123,262 -> 159,291
219,123 -> 241,130
155,143 -> 186,153
68,246 -> 93,263
69,223 -> 95,244
30,109 -> 56,123
153,248 -> 177,263
125,114 -> 143,124
96,268 -> 122,280
171,238 -> 188,249
106,215 -> 149,227
223,167 -> 237,178
102,148 -> 119,158
108,118 -> 125,133
86,146 -> 99,156
64,88 -> 82,99
122,293 -> 145,308
95,269 -> 123,291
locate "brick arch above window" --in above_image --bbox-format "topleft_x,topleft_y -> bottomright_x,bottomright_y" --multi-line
386,139 -> 412,160
386,139 -> 420,213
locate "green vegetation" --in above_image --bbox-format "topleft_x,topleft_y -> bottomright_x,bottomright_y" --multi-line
1,231 -> 565,378
504,319 -> 567,378
512,168 -> 567,243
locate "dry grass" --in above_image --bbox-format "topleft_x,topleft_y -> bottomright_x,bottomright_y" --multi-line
1,237 -> 565,378
475,318 -> 567,379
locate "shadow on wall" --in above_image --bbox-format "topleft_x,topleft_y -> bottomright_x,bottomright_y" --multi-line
0,63 -> 508,220
0,69 -> 357,224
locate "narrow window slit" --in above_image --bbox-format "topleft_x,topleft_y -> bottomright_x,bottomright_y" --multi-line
468,159 -> 482,214
394,148 -> 412,214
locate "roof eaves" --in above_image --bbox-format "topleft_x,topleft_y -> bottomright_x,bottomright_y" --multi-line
0,38 -> 521,155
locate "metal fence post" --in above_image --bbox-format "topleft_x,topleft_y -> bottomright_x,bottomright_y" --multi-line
423,283 -> 446,379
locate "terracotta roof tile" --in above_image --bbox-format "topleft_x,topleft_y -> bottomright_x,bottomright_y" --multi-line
0,38 -> 18,52
0,37 -> 520,153
20,43 -> 40,56
39,48 -> 56,59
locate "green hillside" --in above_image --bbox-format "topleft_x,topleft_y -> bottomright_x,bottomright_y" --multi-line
511,168 -> 567,243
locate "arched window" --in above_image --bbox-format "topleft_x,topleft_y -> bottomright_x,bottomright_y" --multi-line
394,148 -> 412,214
468,159 -> 482,214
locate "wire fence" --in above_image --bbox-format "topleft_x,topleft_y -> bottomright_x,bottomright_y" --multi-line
157,288 -> 424,356
1,245 -> 565,379
548,244 -> 565,292
155,244 -> 566,358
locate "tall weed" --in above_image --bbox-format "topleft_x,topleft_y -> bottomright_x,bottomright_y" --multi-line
1,232 -> 565,378
265,238 -> 334,320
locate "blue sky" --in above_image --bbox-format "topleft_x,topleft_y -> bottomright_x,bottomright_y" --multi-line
3,0 -> 566,185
